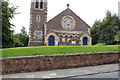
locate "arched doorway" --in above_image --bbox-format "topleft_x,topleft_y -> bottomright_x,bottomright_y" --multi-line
83,37 -> 88,45
48,36 -> 55,46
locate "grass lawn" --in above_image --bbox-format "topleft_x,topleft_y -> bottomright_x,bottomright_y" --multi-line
1,45 -> 118,58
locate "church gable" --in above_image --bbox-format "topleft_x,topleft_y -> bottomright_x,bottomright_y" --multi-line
46,8 -> 90,32
28,1 -> 92,46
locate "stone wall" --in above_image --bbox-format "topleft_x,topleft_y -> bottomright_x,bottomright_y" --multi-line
1,52 -> 119,74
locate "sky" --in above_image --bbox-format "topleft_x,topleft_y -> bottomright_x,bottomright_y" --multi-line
9,0 -> 120,34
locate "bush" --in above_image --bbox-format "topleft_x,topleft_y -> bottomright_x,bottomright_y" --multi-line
95,43 -> 105,46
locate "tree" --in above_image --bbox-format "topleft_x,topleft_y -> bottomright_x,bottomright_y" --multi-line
90,20 -> 102,45
91,11 -> 120,45
13,34 -> 24,47
114,31 -> 120,43
19,26 -> 28,46
1,0 -> 17,48
13,26 -> 28,47
20,26 -> 27,36
0,1 -> 2,48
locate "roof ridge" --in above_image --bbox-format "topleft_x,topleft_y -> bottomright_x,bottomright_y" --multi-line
46,8 -> 90,28
68,9 -> 90,28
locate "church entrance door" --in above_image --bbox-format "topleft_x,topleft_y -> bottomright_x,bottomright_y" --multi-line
83,37 -> 88,45
48,36 -> 55,46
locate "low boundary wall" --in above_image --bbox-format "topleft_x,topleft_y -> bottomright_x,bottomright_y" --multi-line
1,52 -> 119,74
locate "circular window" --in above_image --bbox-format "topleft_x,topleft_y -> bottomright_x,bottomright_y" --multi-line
61,16 -> 76,30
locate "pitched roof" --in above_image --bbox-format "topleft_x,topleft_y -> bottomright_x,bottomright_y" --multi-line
46,8 -> 90,31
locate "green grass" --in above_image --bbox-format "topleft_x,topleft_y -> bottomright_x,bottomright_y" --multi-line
1,45 -> 118,58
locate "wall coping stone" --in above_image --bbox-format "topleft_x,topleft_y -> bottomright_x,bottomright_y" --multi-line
1,51 -> 119,60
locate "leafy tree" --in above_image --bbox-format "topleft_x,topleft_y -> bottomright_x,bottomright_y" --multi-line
13,26 -> 28,47
91,11 -> 120,45
90,20 -> 102,45
19,26 -> 28,46
114,31 -> 120,43
0,1 -> 2,48
20,26 -> 27,36
1,0 -> 17,48
13,34 -> 24,47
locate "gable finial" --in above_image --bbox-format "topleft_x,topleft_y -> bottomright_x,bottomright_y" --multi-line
67,4 -> 70,8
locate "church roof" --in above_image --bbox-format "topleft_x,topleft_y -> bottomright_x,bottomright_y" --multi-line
46,7 -> 90,31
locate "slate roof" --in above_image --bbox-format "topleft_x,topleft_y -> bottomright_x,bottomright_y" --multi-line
46,8 -> 90,32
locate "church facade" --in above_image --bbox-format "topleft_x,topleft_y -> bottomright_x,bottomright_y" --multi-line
28,0 -> 92,46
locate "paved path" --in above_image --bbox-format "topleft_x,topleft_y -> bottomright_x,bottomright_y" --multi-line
2,63 -> 119,79
51,71 -> 119,80
73,71 -> 119,78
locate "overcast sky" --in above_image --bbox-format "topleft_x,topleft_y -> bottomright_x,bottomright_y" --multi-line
9,0 -> 120,34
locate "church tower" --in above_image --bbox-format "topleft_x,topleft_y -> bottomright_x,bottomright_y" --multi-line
28,0 -> 47,46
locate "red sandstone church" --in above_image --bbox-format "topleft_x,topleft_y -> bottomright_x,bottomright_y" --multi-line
28,0 -> 92,46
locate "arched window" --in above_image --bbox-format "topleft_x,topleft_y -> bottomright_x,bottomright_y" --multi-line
35,0 -> 44,9
65,35 -> 68,42
60,35 -> 62,42
70,36 -> 72,41
35,0 -> 39,8
34,31 -> 41,39
40,0 -> 43,9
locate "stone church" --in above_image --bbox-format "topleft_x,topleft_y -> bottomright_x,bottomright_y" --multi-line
28,0 -> 92,46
